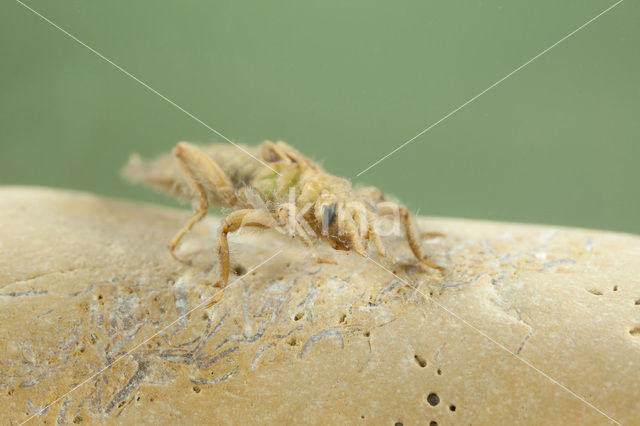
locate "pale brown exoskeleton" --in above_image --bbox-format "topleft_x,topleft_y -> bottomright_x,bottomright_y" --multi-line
124,141 -> 442,287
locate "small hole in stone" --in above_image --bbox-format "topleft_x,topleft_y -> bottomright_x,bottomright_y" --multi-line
587,289 -> 603,296
436,369 -> 442,375
193,386 -> 201,393
136,396 -> 140,401
414,354 -> 427,367
201,313 -> 209,321
73,415 -> 83,424
233,265 -> 247,276
449,405 -> 456,412
629,327 -> 640,336
427,393 -> 440,406
635,299 -> 640,306
613,285 -> 619,291
287,337 -> 298,346
394,423 -> 403,426
339,313 -> 347,323
294,312 -> 304,321
429,421 -> 438,426
364,331 -> 370,337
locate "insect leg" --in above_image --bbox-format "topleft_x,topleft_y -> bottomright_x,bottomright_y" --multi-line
174,142 -> 236,205
260,140 -> 322,171
366,210 -> 386,257
274,141 -> 322,171
379,202 -> 443,271
168,185 -> 209,263
336,202 -> 367,257
345,201 -> 372,255
169,142 -> 237,262
217,209 -> 278,287
276,203 -> 313,246
260,141 -> 293,164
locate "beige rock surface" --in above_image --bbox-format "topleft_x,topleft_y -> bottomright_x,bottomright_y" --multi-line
1,186 -> 639,425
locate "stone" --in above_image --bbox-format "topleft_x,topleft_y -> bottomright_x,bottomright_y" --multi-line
1,186 -> 638,424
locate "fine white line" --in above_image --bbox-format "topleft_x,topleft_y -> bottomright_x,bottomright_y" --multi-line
355,0 -> 624,177
18,250 -> 282,425
14,0 -> 282,176
365,255 -> 621,425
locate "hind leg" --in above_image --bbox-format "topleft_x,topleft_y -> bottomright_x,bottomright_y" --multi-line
170,142 -> 236,262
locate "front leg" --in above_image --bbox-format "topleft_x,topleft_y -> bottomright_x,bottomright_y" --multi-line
379,202 -> 443,271
276,202 -> 313,246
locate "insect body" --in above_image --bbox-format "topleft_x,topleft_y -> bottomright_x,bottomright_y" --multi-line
125,141 -> 441,287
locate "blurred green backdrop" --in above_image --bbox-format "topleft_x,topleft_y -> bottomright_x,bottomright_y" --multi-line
1,0 -> 638,233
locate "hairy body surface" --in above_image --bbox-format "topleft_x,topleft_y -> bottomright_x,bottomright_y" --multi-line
125,141 -> 441,287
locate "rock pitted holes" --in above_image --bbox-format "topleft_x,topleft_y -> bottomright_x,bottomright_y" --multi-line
427,393 -> 440,406
414,354 -> 427,367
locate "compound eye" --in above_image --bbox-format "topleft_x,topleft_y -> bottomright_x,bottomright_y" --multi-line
321,203 -> 337,229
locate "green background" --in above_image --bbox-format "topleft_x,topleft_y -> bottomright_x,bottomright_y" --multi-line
1,0 -> 638,234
